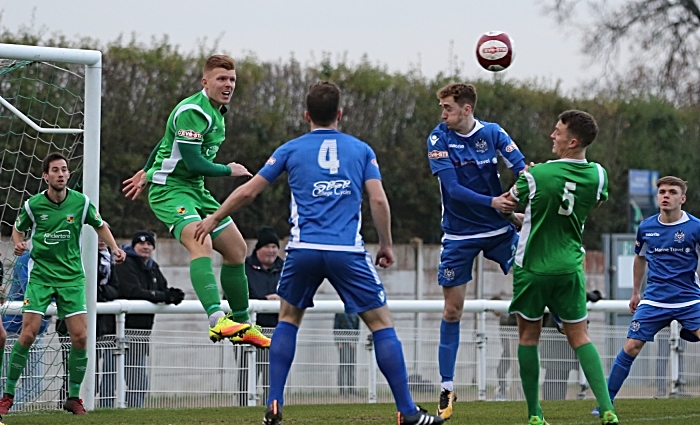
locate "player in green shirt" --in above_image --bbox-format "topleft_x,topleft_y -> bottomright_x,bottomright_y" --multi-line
0,152 -> 125,415
122,55 -> 269,348
502,110 -> 618,425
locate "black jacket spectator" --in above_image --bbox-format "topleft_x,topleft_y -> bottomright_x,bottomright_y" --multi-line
245,252 -> 284,328
115,244 -> 181,330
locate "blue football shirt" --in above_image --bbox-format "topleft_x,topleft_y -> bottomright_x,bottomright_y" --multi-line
258,129 -> 381,251
635,211 -> 700,306
426,120 -> 525,236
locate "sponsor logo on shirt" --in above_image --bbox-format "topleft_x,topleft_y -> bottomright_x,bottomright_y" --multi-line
430,134 -> 439,146
460,158 -> 495,166
428,150 -> 449,159
177,129 -> 203,140
266,157 -> 276,165
475,139 -> 488,153
652,246 -> 686,253
40,214 -> 49,221
66,215 -> 75,223
674,230 -> 685,243
176,206 -> 187,215
645,232 -> 660,237
312,180 -> 352,197
448,144 -> 465,149
505,142 -> 519,152
512,185 -> 519,196
95,212 -> 101,221
44,230 -> 71,245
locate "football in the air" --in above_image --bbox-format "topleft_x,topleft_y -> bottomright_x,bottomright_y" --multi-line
476,31 -> 514,72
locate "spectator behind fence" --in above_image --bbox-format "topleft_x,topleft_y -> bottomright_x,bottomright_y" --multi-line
57,232 -> 120,407
490,295 -> 517,401
103,230 -> 184,408
3,251 -> 49,408
238,226 -> 284,406
334,312 -> 360,397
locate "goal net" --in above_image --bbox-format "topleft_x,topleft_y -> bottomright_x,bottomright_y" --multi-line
0,44 -> 102,411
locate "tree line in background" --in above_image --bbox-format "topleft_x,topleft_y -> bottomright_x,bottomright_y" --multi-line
2,28 -> 700,249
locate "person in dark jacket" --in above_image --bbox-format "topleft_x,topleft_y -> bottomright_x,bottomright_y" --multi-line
238,226 -> 284,406
100,230 -> 184,408
334,312 -> 360,396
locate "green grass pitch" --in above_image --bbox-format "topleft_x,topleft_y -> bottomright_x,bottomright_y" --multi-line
4,398 -> 699,424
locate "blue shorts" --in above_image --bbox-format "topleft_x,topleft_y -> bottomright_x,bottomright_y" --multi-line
277,249 -> 387,314
438,227 -> 518,287
627,303 -> 700,342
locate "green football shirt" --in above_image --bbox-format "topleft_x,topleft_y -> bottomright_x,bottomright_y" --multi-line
14,189 -> 103,287
509,159 -> 608,275
147,90 -> 229,187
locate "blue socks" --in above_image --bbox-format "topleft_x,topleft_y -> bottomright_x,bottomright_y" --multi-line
267,321 -> 298,407
438,320 -> 460,382
608,349 -> 636,401
373,328 -> 417,415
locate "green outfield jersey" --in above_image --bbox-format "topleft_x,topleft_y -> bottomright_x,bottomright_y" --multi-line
14,189 -> 103,287
147,89 -> 228,187
509,159 -> 608,275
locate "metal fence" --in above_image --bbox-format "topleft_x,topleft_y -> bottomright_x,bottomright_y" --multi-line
2,300 -> 698,411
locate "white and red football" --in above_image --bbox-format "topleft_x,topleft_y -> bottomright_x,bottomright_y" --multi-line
476,31 -> 515,72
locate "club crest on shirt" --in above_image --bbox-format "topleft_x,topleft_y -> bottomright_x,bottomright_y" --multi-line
176,206 -> 187,215
475,139 -> 488,153
629,320 -> 641,332
66,214 -> 75,223
443,267 -> 455,281
674,230 -> 685,243
505,142 -> 519,153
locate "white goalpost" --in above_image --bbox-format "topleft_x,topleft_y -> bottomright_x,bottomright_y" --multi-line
0,43 -> 101,410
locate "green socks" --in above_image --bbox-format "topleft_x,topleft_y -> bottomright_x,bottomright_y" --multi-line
190,257 -> 222,316
220,264 -> 250,323
67,346 -> 87,398
518,344 -> 543,420
576,342 -> 614,413
5,342 -> 30,396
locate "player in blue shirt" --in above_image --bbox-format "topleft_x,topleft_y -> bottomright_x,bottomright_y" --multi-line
194,81 -> 444,425
595,176 -> 700,413
427,83 -> 525,419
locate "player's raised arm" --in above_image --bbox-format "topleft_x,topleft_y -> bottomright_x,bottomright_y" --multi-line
122,169 -> 148,200
194,174 -> 270,243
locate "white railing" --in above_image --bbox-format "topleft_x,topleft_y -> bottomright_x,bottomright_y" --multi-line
3,300 -> 695,411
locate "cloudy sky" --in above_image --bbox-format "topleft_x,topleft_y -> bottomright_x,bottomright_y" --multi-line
1,0 -> 607,93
